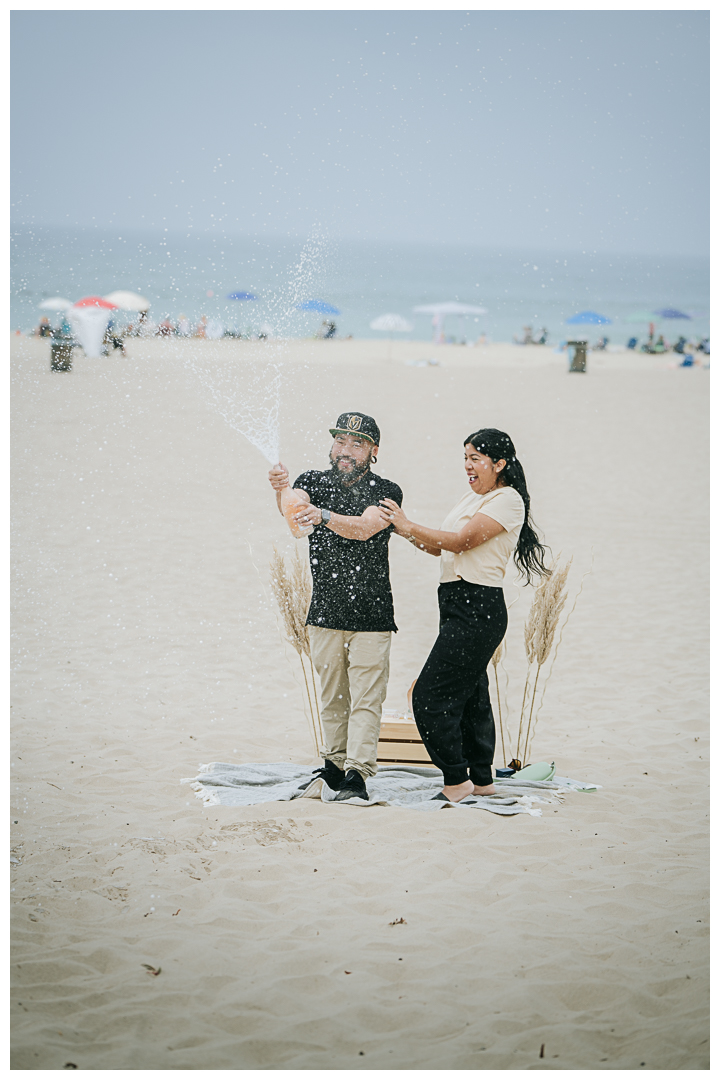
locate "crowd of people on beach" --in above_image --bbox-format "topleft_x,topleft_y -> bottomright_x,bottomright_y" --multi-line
512,325 -> 549,345
30,310 -> 352,346
127,312 -> 247,340
29,311 -> 709,363
625,332 -> 709,356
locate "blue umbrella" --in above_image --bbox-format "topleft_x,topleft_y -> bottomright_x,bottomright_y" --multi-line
227,291 -> 257,301
566,310 -> 612,325
296,299 -> 341,315
654,308 -> 691,320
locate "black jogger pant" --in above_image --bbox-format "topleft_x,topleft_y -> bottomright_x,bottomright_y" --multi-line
412,578 -> 507,787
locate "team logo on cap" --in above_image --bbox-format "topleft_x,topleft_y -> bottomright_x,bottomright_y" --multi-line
347,415 -> 362,430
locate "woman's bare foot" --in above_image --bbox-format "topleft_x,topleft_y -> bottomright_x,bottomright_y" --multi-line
472,783 -> 496,796
441,779 -> 474,802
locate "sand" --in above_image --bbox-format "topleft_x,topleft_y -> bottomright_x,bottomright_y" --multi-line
11,334 -> 709,1069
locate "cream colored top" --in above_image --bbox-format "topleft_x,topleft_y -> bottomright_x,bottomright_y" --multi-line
438,486 -> 525,588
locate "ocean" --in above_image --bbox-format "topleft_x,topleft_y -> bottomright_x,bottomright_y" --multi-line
11,225 -> 709,346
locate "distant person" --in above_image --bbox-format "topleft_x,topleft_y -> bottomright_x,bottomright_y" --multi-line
156,318 -> 176,338
535,328 -> 548,345
513,325 -> 533,345
127,310 -> 151,337
653,334 -> 667,353
673,336 -> 687,354
104,319 -> 126,356
177,314 -> 191,337
194,316 -> 207,339
593,336 -> 609,351
34,316 -> 52,338
320,320 -> 337,339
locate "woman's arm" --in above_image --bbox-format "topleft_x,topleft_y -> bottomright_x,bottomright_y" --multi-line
378,498 -> 505,554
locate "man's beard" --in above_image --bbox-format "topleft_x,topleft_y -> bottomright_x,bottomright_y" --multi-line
329,450 -> 372,484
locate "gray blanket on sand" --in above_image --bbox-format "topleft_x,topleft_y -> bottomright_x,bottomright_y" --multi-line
182,762 -> 599,817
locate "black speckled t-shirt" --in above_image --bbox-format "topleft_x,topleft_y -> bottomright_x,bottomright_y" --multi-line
293,469 -> 403,632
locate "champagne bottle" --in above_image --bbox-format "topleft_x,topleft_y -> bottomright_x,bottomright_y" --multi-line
280,485 -> 313,538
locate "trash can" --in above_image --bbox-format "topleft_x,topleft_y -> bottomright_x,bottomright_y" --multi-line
50,336 -> 74,371
567,340 -> 587,373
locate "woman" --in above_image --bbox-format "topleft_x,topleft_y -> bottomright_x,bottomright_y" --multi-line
378,429 -> 548,803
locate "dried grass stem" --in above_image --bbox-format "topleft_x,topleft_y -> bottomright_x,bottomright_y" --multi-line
269,545 -> 322,756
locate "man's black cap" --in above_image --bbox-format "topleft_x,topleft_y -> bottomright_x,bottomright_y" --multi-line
329,412 -> 381,445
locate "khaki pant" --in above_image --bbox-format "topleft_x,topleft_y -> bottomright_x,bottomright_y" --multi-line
307,625 -> 392,780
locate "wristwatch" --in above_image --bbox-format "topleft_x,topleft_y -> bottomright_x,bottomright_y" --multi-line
321,509 -> 332,525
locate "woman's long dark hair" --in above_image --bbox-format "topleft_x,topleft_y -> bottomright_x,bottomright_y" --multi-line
465,428 -> 550,584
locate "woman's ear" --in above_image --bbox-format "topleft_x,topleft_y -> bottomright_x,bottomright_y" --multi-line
496,458 -> 506,473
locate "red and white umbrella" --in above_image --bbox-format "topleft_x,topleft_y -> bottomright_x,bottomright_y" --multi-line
73,296 -> 117,309
69,296 -> 118,357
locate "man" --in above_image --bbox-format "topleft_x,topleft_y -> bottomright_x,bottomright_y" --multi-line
268,413 -> 402,801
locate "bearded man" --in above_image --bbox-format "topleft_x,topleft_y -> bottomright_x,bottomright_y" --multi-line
268,413 -> 402,801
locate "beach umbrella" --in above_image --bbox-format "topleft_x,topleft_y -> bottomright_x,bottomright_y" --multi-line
103,290 -> 151,311
654,308 -> 691,320
412,301 -> 487,315
565,311 -> 612,325
38,297 -> 73,311
370,313 -> 413,333
413,301 -> 487,344
69,296 -> 118,358
296,299 -> 341,315
370,313 -> 414,361
227,291 -> 257,301
625,309 -> 659,339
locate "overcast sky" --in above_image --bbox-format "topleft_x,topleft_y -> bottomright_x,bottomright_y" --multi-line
11,10 -> 709,256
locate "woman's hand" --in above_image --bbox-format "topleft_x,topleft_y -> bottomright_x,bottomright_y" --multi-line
378,498 -> 412,538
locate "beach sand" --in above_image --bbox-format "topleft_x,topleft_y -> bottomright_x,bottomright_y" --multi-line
11,334 -> 708,1069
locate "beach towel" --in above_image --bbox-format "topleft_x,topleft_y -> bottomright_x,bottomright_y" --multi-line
182,762 -> 599,817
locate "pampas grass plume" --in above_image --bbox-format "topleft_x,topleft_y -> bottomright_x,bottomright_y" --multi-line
516,557 -> 572,762
269,546 -> 322,755
269,547 -> 310,657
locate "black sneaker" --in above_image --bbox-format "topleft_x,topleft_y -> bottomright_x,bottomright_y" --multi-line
334,769 -> 369,801
298,759 -> 345,792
